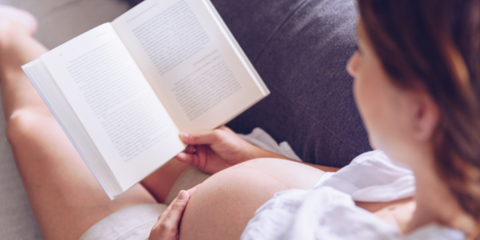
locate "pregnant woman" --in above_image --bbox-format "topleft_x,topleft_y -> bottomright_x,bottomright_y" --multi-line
175,0 -> 480,239
0,0 -> 479,239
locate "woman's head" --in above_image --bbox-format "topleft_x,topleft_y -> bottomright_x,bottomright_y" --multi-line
348,0 -> 480,223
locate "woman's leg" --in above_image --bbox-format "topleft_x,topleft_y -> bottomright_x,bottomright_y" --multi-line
141,158 -> 191,203
0,11 -> 156,240
180,158 -> 325,240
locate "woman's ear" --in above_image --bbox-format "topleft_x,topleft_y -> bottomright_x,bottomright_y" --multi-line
411,92 -> 440,141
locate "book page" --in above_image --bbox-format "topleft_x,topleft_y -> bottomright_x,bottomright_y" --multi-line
112,0 -> 269,133
41,23 -> 185,190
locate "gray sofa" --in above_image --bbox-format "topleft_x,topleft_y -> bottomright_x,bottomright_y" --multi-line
0,0 -> 368,239
215,0 -> 370,167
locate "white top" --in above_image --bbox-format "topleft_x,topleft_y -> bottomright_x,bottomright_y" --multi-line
241,150 -> 466,240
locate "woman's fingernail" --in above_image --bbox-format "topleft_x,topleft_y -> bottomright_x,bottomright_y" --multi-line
178,190 -> 188,200
175,154 -> 184,161
180,132 -> 188,139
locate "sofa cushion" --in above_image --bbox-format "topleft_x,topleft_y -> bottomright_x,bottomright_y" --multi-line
213,0 -> 371,167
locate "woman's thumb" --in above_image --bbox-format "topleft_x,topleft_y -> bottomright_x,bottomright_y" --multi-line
167,191 -> 189,218
178,190 -> 188,200
179,131 -> 222,145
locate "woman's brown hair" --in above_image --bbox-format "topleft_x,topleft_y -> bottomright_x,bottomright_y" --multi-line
357,0 -> 480,236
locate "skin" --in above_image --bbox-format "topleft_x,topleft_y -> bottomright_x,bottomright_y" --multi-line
179,158 -> 325,239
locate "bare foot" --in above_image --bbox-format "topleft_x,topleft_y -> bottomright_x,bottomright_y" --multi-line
0,5 -> 37,35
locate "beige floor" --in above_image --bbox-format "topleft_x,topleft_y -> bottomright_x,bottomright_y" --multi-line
0,0 -> 130,239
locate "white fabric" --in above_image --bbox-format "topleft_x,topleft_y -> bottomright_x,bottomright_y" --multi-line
241,150 -> 466,240
318,150 -> 415,202
238,127 -> 302,161
79,204 -> 166,240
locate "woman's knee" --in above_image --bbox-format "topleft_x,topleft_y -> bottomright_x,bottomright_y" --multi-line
6,109 -> 58,156
7,109 -> 39,143
7,109 -> 47,139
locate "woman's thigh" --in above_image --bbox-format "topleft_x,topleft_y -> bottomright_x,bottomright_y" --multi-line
8,110 -> 157,240
179,158 -> 324,240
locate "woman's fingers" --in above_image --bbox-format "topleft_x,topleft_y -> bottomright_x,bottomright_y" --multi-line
179,128 -> 227,145
148,190 -> 191,240
163,190 -> 189,224
159,186 -> 200,231
175,152 -> 195,164
175,146 -> 208,170
184,145 -> 196,154
176,126 -> 247,174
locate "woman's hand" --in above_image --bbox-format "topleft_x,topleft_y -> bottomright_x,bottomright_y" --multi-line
175,126 -> 276,174
148,185 -> 200,240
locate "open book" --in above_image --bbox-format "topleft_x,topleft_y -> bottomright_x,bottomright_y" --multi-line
22,0 -> 269,199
